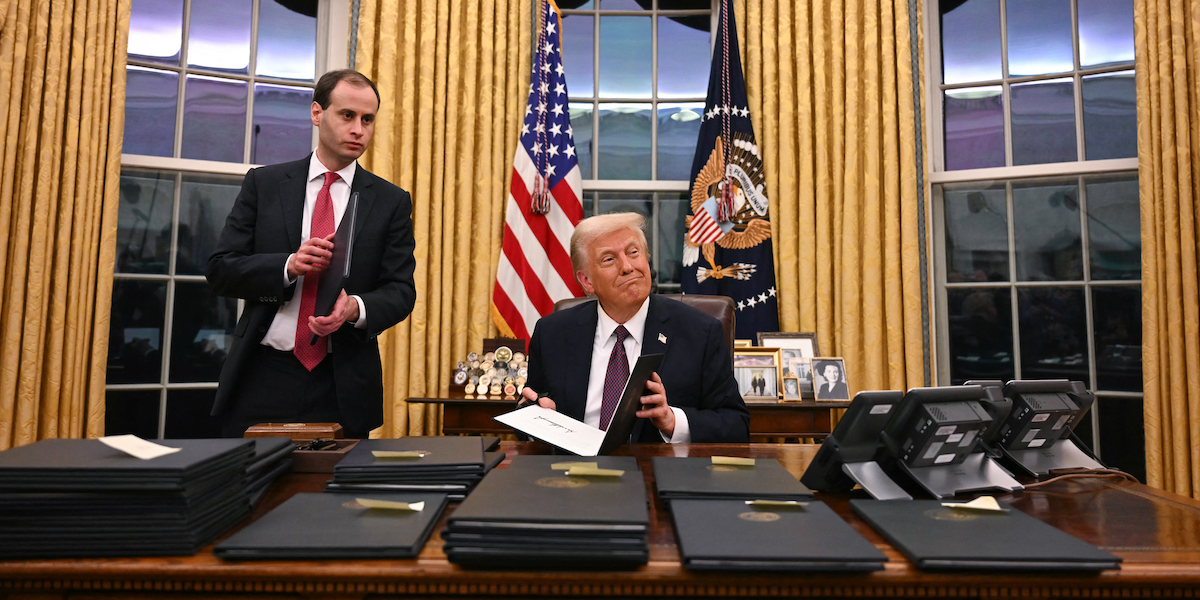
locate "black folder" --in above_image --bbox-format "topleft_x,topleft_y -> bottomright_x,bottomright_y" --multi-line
850,499 -> 1121,570
670,499 -> 886,571
652,457 -> 812,502
214,492 -> 448,560
309,191 -> 358,345
334,437 -> 485,473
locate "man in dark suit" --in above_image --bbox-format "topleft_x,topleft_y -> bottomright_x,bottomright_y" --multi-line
206,70 -> 416,439
520,213 -> 748,443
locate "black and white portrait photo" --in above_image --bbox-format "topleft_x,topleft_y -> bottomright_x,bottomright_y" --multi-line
812,358 -> 849,401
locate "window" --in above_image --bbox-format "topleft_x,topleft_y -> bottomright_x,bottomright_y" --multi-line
560,0 -> 714,291
107,0 -> 348,439
928,0 -> 1143,479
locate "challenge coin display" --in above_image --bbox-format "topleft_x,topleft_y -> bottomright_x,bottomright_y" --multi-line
494,346 -> 513,363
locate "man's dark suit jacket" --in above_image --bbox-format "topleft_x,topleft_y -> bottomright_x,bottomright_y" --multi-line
525,294 -> 749,443
205,156 -> 416,434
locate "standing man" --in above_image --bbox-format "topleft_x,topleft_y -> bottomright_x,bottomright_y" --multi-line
520,213 -> 748,443
206,70 -> 416,439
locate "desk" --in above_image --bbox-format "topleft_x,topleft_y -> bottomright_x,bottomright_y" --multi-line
4,442 -> 1200,599
407,394 -> 850,440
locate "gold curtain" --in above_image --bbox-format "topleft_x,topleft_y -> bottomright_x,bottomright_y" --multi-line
1137,0 -> 1200,496
356,0 -> 530,437
0,0 -> 128,450
736,0 -> 927,394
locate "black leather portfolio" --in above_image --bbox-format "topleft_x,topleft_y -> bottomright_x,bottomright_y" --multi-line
850,499 -> 1121,570
501,454 -> 640,473
214,492 -> 448,560
651,457 -> 813,502
670,499 -> 886,571
333,437 -> 485,473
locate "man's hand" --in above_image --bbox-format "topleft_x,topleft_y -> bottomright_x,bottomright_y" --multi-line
637,372 -> 674,437
308,289 -> 359,337
287,233 -> 336,279
519,387 -> 556,410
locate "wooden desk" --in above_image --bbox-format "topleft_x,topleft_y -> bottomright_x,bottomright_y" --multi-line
407,394 -> 850,440
4,442 -> 1200,599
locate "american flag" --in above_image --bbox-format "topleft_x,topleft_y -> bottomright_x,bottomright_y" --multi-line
492,0 -> 584,340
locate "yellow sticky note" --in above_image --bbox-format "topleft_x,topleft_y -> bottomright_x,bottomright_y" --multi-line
356,498 -> 425,512
371,450 -> 428,459
744,499 -> 808,508
942,496 -> 1007,512
566,466 -> 624,477
550,461 -> 598,471
711,456 -> 755,466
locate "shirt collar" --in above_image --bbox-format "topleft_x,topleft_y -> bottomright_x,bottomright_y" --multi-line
595,296 -> 650,346
308,152 -> 357,188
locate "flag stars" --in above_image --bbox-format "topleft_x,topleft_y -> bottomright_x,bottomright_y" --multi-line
533,122 -> 545,134
566,125 -> 573,138
540,62 -> 551,73
536,101 -> 547,114
555,63 -> 564,76
521,123 -> 530,136
548,144 -> 560,158
565,145 -> 576,159
543,41 -> 554,54
736,300 -> 746,311
758,292 -> 768,303
546,20 -> 556,35
531,141 -> 542,155
768,287 -> 777,297
554,83 -> 566,96
747,296 -> 759,307
551,103 -> 564,116
549,123 -> 562,137
545,164 -> 557,177
539,81 -> 549,94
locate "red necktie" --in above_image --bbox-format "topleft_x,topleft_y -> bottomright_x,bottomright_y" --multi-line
294,171 -> 339,371
599,325 -> 631,431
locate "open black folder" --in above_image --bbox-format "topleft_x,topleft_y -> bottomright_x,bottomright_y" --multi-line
309,191 -> 358,345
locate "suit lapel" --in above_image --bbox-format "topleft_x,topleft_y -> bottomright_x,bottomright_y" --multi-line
279,158 -> 309,250
560,302 -> 598,420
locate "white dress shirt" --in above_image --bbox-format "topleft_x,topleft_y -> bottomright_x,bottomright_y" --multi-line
584,298 -> 691,443
261,154 -> 367,351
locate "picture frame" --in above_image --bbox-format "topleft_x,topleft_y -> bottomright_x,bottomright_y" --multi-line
733,348 -> 782,402
756,332 -> 819,357
811,357 -> 850,401
781,355 -> 813,399
734,339 -> 753,348
781,376 -> 802,401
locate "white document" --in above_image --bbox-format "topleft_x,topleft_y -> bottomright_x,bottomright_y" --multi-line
98,434 -> 182,460
494,405 -> 607,456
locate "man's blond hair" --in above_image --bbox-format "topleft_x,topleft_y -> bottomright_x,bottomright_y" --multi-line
569,212 -> 649,276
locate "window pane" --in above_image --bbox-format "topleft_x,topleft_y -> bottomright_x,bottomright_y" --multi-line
1083,71 -> 1137,160
256,0 -> 317,81
657,103 -> 702,180
123,67 -> 179,158
107,280 -> 167,384
944,87 -> 1004,170
181,75 -> 248,163
169,282 -> 236,383
1086,176 -> 1140,280
1013,182 -> 1082,281
1011,78 -> 1077,165
105,390 -> 161,439
187,0 -> 252,73
600,0 -> 644,9
562,14 -> 595,97
1080,0 -> 1134,68
659,1 -> 711,10
116,170 -> 175,274
943,186 -> 1009,282
1093,287 -> 1141,392
657,16 -> 709,98
1017,286 -> 1088,380
178,174 -> 242,275
570,103 -> 594,178
946,287 -> 1014,384
940,0 -> 1002,84
599,16 -> 651,98
128,0 -> 183,66
598,103 -> 652,179
165,389 -> 222,438
252,83 -> 314,165
1005,0 -> 1073,77
1095,395 -> 1146,482
597,192 -> 651,217
581,190 -> 596,218
657,193 -> 689,286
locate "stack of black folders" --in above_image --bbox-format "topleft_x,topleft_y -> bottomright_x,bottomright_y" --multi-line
654,457 -> 885,572
214,492 -> 449,560
0,438 -> 257,558
324,436 -> 503,501
442,455 -> 650,569
246,437 -> 295,508
851,499 -> 1121,571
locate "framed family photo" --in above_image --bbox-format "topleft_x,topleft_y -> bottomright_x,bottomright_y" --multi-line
811,357 -> 850,401
756,332 -> 819,357
733,348 -> 782,402
782,376 -> 802,401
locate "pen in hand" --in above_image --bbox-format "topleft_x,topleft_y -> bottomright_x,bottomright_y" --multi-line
518,390 -> 550,409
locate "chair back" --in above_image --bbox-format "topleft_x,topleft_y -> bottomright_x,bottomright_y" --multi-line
552,294 -> 737,363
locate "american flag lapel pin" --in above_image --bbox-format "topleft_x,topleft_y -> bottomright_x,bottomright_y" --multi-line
658,333 -> 667,344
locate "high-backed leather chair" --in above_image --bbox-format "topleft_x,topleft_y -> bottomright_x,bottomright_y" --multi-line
553,294 -> 737,367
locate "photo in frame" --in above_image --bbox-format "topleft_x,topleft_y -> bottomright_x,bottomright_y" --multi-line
811,357 -> 850,401
756,332 -> 819,358
780,355 -> 813,398
734,339 -> 753,348
733,348 -> 782,402
782,376 -> 802,401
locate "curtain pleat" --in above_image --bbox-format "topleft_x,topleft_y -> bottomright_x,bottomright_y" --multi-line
1137,0 -> 1200,496
737,0 -> 926,396
0,0 -> 127,449
356,0 -> 529,437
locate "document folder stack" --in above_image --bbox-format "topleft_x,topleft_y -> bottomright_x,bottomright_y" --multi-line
651,457 -> 814,502
214,492 -> 449,560
245,437 -> 295,507
325,437 -> 501,500
0,438 -> 257,558
442,455 -> 650,569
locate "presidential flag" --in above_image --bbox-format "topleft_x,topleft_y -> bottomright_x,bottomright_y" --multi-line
681,0 -> 779,338
492,0 -> 585,340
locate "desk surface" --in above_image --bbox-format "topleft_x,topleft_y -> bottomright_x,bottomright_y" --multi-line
3,442 -> 1200,599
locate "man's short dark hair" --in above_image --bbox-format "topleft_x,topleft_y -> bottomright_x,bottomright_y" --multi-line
313,69 -> 380,109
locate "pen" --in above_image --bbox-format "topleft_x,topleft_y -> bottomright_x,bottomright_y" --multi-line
519,391 -> 549,409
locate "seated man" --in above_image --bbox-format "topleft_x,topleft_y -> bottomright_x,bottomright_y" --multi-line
521,213 -> 749,443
